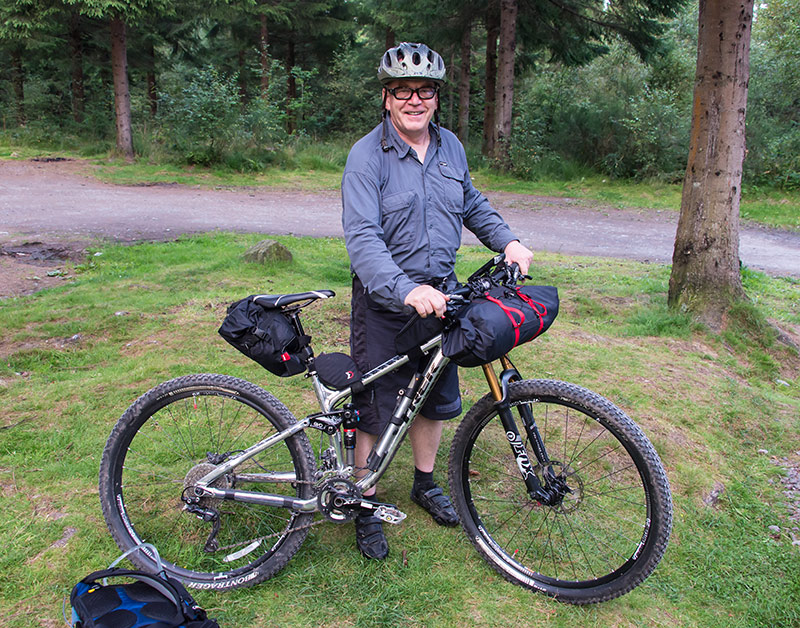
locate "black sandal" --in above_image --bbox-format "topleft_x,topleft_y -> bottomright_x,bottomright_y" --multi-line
355,514 -> 389,560
410,485 -> 459,527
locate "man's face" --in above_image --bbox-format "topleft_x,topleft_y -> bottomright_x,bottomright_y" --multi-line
383,79 -> 438,141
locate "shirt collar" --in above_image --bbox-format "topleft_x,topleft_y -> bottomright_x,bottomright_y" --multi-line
383,117 -> 441,160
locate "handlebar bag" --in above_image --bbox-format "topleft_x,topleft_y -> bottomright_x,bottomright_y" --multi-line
70,567 -> 219,628
443,285 -> 558,367
218,296 -> 310,377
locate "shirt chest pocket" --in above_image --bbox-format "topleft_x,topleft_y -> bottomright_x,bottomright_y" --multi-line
380,190 -> 418,245
437,163 -> 465,214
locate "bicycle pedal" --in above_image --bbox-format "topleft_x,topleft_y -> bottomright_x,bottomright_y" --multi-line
373,505 -> 407,525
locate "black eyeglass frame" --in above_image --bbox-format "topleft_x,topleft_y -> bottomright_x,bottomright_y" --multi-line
385,86 -> 439,101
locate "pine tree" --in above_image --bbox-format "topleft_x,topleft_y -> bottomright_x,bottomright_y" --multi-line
63,0 -> 173,159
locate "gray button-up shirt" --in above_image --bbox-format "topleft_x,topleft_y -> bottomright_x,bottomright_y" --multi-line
342,119 -> 518,312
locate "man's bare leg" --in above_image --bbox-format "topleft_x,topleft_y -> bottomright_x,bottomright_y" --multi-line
408,414 -> 459,526
354,428 -> 378,497
408,414 -> 443,473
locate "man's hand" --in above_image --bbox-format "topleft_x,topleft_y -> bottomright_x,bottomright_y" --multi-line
404,284 -> 449,318
504,240 -> 534,275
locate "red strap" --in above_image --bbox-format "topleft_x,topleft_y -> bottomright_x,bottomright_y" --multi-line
515,289 -> 545,337
485,294 -> 525,346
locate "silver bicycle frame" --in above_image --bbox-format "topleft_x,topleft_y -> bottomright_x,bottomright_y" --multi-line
193,333 -> 449,512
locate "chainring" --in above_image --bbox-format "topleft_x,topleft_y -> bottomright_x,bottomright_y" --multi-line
316,477 -> 361,523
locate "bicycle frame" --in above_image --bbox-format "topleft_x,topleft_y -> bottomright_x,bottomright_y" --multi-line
191,332 -> 451,512
192,256 -> 559,513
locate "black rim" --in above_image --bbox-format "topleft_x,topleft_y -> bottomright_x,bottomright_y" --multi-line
461,396 -> 652,590
107,385 -> 306,581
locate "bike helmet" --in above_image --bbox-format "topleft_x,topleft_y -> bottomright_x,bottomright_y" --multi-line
378,42 -> 446,85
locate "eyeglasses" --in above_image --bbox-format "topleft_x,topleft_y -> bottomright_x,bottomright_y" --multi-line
385,86 -> 439,101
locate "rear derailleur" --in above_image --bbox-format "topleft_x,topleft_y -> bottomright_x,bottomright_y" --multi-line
182,491 -> 222,553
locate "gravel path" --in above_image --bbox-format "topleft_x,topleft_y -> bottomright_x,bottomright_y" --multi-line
1,158 -> 798,298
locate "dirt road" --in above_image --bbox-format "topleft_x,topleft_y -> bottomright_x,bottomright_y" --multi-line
1,158 -> 798,296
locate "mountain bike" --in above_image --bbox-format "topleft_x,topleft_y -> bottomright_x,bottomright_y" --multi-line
99,254 -> 673,604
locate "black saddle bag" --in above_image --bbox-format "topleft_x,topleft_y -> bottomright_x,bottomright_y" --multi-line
218,295 -> 310,377
443,285 -> 559,367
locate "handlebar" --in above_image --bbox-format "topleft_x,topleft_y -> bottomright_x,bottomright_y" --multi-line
444,254 -> 531,317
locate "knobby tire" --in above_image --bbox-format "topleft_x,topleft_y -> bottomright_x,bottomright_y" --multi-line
99,374 -> 316,590
448,379 -> 672,604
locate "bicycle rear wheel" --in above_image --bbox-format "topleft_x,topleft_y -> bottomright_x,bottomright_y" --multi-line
449,379 -> 672,604
99,373 -> 317,590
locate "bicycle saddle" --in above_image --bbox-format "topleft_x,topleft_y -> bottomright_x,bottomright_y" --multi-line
252,290 -> 335,309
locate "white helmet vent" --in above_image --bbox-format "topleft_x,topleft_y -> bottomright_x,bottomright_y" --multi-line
377,42 -> 446,85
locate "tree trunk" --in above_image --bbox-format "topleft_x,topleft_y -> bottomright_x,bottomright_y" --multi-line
260,12 -> 269,98
482,0 -> 499,156
110,17 -> 134,160
668,0 -> 752,329
146,41 -> 157,118
492,0 -> 517,169
10,47 -> 25,126
385,27 -> 395,51
69,13 -> 85,123
457,25 -> 471,144
286,38 -> 296,134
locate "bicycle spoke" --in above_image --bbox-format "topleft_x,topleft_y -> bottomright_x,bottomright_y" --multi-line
101,375 -> 316,587
453,380 -> 671,600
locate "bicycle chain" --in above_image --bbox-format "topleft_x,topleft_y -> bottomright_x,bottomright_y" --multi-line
211,478 -> 324,554
207,467 -> 375,554
212,516 -> 326,553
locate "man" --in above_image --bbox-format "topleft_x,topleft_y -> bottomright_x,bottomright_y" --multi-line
341,42 -> 533,559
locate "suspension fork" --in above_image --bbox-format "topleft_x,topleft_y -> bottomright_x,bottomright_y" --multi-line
497,356 -> 552,470
482,359 -> 554,502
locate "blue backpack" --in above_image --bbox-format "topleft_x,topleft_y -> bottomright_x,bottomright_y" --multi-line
69,545 -> 219,628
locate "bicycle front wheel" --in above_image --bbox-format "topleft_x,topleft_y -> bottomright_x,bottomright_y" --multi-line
99,374 -> 317,590
449,379 -> 672,604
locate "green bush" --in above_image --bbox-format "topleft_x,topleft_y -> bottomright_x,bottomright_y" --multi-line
244,96 -> 288,149
159,66 -> 243,165
510,43 -> 692,181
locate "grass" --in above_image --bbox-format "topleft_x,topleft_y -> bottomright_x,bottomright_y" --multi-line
1,233 -> 799,627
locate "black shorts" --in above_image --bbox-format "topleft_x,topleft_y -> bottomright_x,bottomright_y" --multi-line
350,277 -> 461,435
